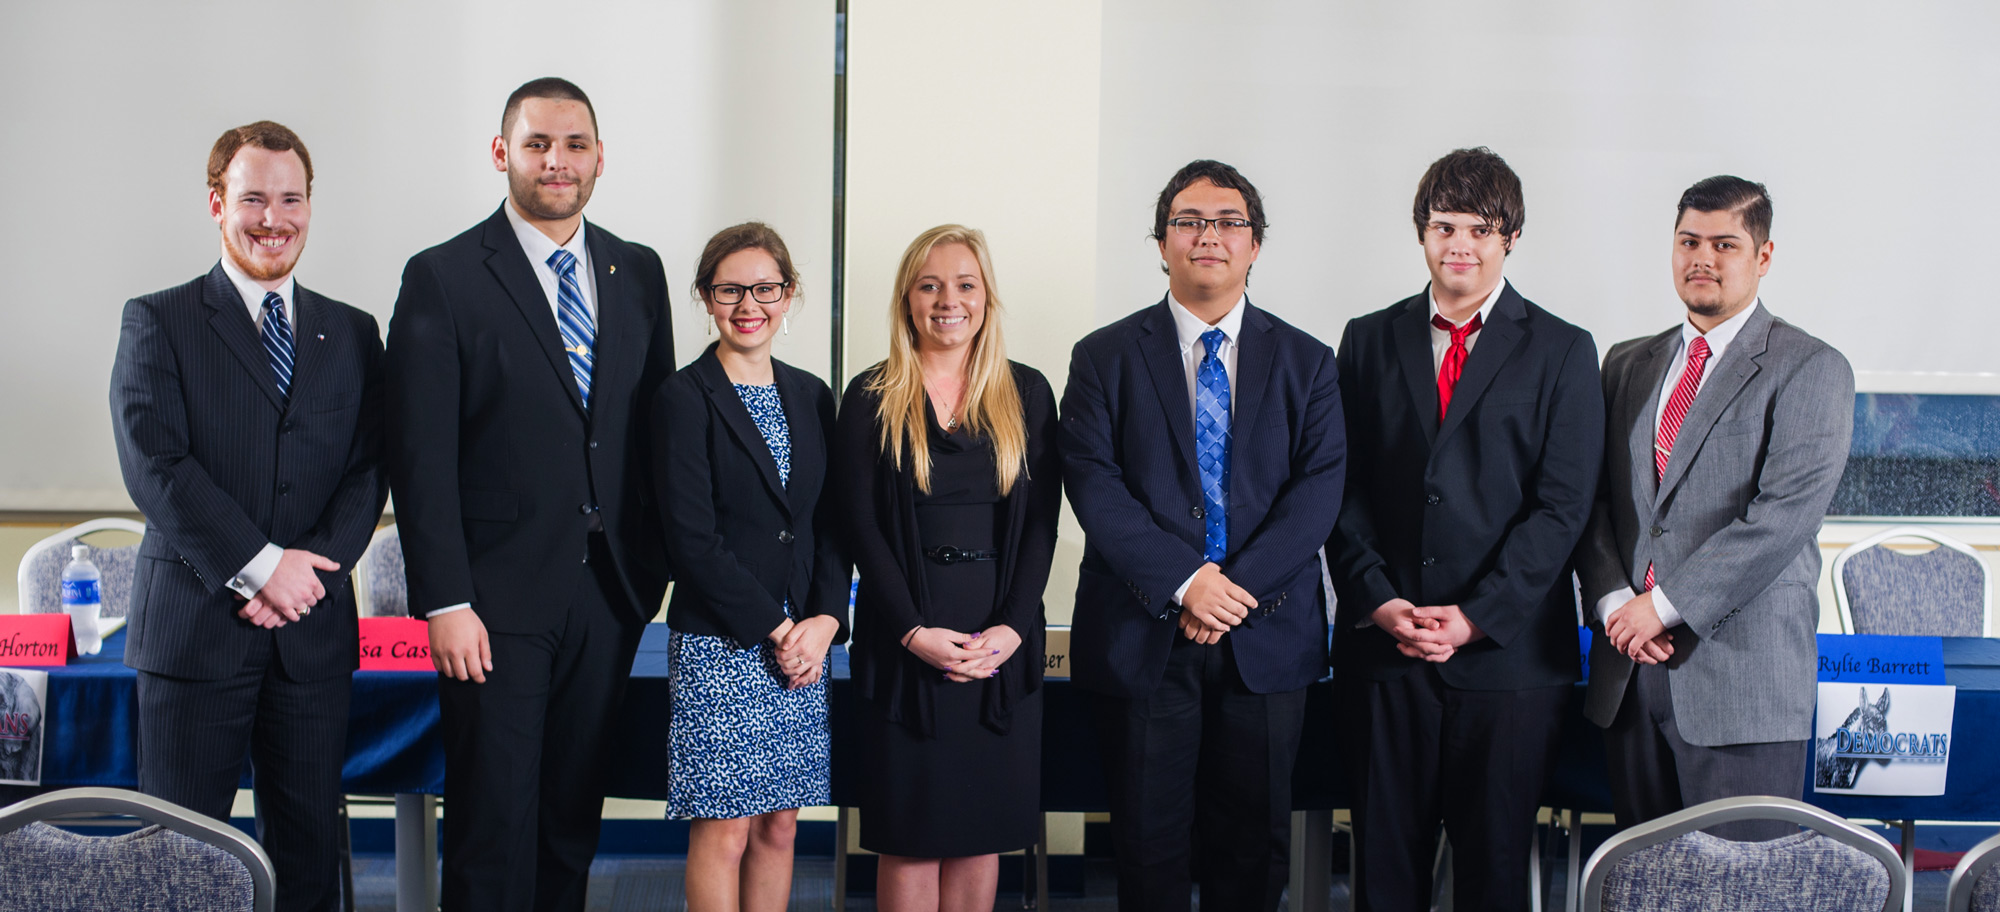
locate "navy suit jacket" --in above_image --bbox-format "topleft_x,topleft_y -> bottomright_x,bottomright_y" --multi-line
111,263 -> 388,682
1061,298 -> 1346,699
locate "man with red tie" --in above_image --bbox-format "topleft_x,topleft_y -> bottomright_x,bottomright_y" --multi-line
1578,176 -> 1853,841
1327,147 -> 1604,911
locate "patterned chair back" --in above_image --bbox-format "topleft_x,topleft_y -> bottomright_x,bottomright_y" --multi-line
14,518 -> 145,619
356,524 -> 409,617
1835,527 -> 1991,637
0,788 -> 274,912
1949,831 -> 2000,912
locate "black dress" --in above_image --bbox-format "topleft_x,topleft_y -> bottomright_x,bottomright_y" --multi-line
836,363 -> 1062,858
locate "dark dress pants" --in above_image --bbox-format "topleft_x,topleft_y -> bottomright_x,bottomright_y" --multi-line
1093,633 -> 1309,912
1339,665 -> 1566,912
1603,659 -> 1809,842
437,533 -> 646,912
136,630 -> 351,912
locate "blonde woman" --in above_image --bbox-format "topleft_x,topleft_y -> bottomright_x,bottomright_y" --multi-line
833,225 -> 1059,911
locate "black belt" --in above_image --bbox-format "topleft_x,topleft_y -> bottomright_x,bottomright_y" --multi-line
925,546 -> 999,565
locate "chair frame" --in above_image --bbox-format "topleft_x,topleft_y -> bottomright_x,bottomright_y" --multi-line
1577,796 -> 1907,912
1832,525 -> 1992,636
1948,831 -> 2000,912
0,786 -> 275,912
14,517 -> 146,616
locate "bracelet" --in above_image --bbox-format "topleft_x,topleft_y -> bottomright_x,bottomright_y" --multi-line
901,626 -> 922,648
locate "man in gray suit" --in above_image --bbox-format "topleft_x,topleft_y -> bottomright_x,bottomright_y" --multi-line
1578,175 -> 1853,840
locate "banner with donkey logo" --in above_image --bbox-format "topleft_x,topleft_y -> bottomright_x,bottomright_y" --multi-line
1813,634 -> 1955,796
0,667 -> 47,786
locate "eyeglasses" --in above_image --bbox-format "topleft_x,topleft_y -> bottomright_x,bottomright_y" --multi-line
706,282 -> 790,304
1167,217 -> 1260,238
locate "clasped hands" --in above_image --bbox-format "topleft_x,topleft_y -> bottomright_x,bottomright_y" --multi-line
233,548 -> 341,629
769,615 -> 841,689
1176,562 -> 1255,644
1603,590 -> 1675,665
1371,598 -> 1484,663
905,623 -> 1024,683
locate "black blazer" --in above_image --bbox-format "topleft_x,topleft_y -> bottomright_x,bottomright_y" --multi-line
835,362 -> 1061,738
652,346 -> 848,645
385,206 -> 674,630
1327,282 -> 1603,690
1060,299 -> 1346,700
110,264 -> 388,682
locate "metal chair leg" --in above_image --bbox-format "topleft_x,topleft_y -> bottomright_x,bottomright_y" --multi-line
834,807 -> 850,912
339,801 -> 356,912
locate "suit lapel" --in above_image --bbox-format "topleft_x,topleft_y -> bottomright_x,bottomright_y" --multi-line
481,207 -> 586,417
1137,300 -> 1199,476
776,364 -> 819,518
1228,303 -> 1275,464
698,350 -> 790,514
1655,305 -> 1770,505
1435,283 -> 1526,446
1391,296 -> 1439,448
201,264 -> 286,412
282,284 -> 327,412
583,225 -> 629,431
1625,331 -> 1675,508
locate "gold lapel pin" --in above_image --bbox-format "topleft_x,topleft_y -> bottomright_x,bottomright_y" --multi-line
608,264 -> 617,275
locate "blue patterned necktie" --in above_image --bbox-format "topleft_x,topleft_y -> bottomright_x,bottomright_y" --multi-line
548,249 -> 596,408
260,291 -> 294,406
1195,328 -> 1232,563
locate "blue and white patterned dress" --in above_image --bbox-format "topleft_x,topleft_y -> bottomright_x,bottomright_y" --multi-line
667,383 -> 832,820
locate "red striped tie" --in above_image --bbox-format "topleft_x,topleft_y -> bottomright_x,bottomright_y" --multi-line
1432,313 -> 1483,423
1644,335 -> 1711,591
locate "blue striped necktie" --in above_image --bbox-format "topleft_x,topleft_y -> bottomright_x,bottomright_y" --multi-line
1195,328 -> 1232,563
547,249 -> 596,408
260,291 -> 294,406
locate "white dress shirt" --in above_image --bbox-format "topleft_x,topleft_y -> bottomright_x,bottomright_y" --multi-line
1427,279 -> 1507,376
217,256 -> 298,600
429,203 -> 603,619
1595,300 -> 1760,631
1167,293 -> 1246,605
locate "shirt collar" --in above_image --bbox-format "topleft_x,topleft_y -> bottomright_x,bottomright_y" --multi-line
504,198 -> 589,273
1166,293 -> 1247,351
1427,278 -> 1507,329
1681,298 -> 1758,355
217,255 -> 296,318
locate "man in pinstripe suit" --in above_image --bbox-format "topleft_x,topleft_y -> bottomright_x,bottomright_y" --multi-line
110,121 -> 388,912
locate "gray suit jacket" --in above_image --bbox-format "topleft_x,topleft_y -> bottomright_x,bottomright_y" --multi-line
1578,303 -> 1853,746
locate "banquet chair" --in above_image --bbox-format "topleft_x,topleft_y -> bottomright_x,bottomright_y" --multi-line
1834,526 -> 1990,636
353,524 -> 409,617
1578,796 -> 1904,912
0,787 -> 275,912
15,517 -> 145,621
1949,831 -> 2000,912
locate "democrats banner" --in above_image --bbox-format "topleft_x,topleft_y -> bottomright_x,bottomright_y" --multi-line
1813,634 -> 1954,796
0,667 -> 46,786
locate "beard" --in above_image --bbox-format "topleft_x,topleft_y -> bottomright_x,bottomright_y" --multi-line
509,166 -> 595,221
222,230 -> 303,283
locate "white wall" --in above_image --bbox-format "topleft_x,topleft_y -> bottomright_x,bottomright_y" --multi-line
0,0 -> 833,510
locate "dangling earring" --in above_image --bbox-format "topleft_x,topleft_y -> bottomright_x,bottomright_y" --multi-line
706,315 -> 713,337
782,315 -> 792,336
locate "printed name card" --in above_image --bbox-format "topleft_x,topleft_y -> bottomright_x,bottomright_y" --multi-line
1814,634 -> 1955,796
0,615 -> 76,667
1045,626 -> 1072,679
357,617 -> 434,671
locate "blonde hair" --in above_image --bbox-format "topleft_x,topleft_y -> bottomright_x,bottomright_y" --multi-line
869,225 -> 1027,495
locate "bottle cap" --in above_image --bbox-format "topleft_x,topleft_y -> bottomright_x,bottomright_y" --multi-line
72,544 -> 88,560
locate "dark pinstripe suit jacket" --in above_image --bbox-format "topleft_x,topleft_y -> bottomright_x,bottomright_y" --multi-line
110,263 -> 388,682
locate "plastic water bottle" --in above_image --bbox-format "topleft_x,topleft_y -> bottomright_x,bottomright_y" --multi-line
60,545 -> 103,656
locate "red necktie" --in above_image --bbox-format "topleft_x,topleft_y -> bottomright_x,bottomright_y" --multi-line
1643,335 -> 1711,591
1432,313 -> 1483,423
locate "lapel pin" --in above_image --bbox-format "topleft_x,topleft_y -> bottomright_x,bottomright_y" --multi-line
316,333 -> 326,340
608,264 -> 616,275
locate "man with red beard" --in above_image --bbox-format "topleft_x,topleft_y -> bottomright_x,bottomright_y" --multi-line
384,78 -> 673,912
111,120 -> 388,912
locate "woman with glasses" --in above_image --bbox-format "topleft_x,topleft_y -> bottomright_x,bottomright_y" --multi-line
652,222 -> 847,912
834,224 -> 1060,911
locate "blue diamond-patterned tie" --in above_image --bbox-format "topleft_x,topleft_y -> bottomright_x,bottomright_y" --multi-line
1195,328 -> 1232,563
259,291 -> 294,406
548,249 -> 596,408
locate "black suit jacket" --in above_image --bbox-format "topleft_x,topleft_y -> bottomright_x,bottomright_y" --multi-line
111,264 -> 388,682
385,206 -> 674,630
1327,282 -> 1603,690
652,345 -> 848,644
1061,298 -> 1346,700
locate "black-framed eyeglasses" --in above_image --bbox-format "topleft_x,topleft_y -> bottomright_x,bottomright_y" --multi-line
1167,216 -> 1260,237
706,282 -> 790,304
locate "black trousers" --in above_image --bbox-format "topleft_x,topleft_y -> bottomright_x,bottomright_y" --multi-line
437,534 -> 645,912
1603,661 -> 1809,842
136,632 -> 351,912
1092,634 -> 1309,912
1338,665 -> 1567,912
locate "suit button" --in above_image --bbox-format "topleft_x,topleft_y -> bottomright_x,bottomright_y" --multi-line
280,420 -> 295,434
1426,494 -> 1441,505
278,482 -> 292,495
778,530 -> 795,544
579,503 -> 594,515
1191,506 -> 1205,519
589,441 -> 599,449
1421,557 -> 1436,567
1650,526 -> 1664,537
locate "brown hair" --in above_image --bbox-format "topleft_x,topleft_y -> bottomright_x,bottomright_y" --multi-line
692,221 -> 803,305
501,76 -> 598,140
207,121 -> 313,198
1411,147 -> 1524,247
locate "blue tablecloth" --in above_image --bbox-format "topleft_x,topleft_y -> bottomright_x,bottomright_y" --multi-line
15,629 -> 2000,822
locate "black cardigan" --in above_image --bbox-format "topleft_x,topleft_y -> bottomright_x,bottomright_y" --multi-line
835,361 -> 1061,737
652,345 -> 849,645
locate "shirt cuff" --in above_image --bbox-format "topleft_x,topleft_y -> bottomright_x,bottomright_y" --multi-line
1594,587 -> 1638,626
426,603 -> 472,619
1173,571 -> 1197,607
228,544 -> 284,599
1650,587 -> 1684,628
